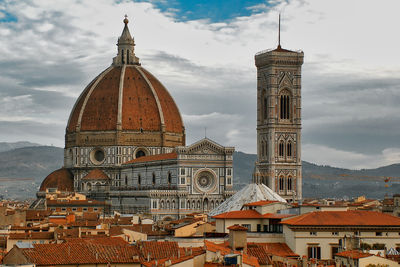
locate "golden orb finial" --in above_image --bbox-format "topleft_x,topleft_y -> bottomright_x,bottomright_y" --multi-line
123,14 -> 129,25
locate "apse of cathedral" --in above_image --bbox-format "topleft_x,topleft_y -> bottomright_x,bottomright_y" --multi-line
36,17 -> 235,220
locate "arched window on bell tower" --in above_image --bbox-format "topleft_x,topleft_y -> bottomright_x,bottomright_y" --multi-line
287,176 -> 293,191
278,141 -> 285,157
264,94 -> 268,120
279,90 -> 291,120
287,141 -> 292,158
261,141 -> 265,158
279,176 -> 285,191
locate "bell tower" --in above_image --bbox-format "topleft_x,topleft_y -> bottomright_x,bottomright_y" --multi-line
254,18 -> 304,201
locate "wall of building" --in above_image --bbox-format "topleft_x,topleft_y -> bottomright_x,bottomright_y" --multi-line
0,207 -> 26,227
175,221 -> 205,237
216,218 -> 262,233
284,226 -> 400,260
359,255 -> 400,267
255,202 -> 289,214
7,239 -> 52,252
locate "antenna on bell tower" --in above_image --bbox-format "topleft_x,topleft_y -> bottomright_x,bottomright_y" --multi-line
278,13 -> 281,49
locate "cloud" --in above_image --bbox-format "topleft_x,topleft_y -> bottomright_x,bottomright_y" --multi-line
246,4 -> 269,12
0,120 -> 64,146
0,0 -> 399,169
303,144 -> 400,170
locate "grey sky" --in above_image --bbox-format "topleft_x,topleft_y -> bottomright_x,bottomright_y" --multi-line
0,0 -> 399,169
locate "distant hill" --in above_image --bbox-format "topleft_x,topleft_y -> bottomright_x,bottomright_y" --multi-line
233,151 -> 400,199
0,143 -> 398,200
0,141 -> 41,153
0,146 -> 64,181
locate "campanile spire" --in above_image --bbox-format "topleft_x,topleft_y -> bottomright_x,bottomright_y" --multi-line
113,15 -> 140,65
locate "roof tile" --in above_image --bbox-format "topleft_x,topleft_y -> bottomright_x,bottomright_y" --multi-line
281,210 -> 400,226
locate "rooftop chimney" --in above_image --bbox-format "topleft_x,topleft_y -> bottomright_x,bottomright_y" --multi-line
228,224 -> 248,254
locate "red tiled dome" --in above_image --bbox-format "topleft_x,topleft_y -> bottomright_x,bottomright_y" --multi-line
67,65 -> 184,134
39,168 -> 74,192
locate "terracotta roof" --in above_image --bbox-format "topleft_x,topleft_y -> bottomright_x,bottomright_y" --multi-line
24,210 -> 51,221
140,250 -> 205,267
244,200 -> 279,206
262,213 -> 295,219
212,210 -> 293,220
55,228 -> 79,239
281,210 -> 400,226
109,225 -> 167,237
138,241 -> 179,261
383,199 -> 394,205
9,232 -> 54,240
64,237 -> 128,246
247,245 -> 273,265
335,250 -> 372,259
82,212 -> 100,221
228,224 -> 248,231
18,243 -> 140,265
68,220 -> 100,227
248,243 -> 299,258
67,65 -> 184,135
212,209 -> 263,219
169,217 -> 202,225
204,241 -> 260,267
348,199 -> 378,206
39,168 -> 74,192
81,169 -> 110,180
123,152 -> 177,164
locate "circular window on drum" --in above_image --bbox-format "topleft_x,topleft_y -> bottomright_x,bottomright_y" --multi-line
195,171 -> 216,192
90,148 -> 106,165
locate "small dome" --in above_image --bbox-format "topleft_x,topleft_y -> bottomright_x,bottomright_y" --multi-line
39,168 -> 74,192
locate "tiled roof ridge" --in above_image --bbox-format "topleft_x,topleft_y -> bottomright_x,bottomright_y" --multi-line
335,250 -> 373,259
21,243 -> 140,265
281,210 -> 400,226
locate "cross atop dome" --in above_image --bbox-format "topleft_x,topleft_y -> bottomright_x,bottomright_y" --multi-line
112,15 -> 140,66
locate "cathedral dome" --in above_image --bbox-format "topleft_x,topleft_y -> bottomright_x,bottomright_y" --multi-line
39,168 -> 74,192
65,17 -> 185,148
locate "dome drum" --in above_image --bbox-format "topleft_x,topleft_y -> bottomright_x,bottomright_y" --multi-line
65,129 -> 185,148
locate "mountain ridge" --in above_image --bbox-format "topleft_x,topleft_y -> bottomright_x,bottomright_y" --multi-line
0,143 -> 398,199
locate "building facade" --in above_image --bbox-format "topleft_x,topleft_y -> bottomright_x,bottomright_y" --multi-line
254,44 -> 304,202
281,210 -> 400,260
36,17 -> 234,220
